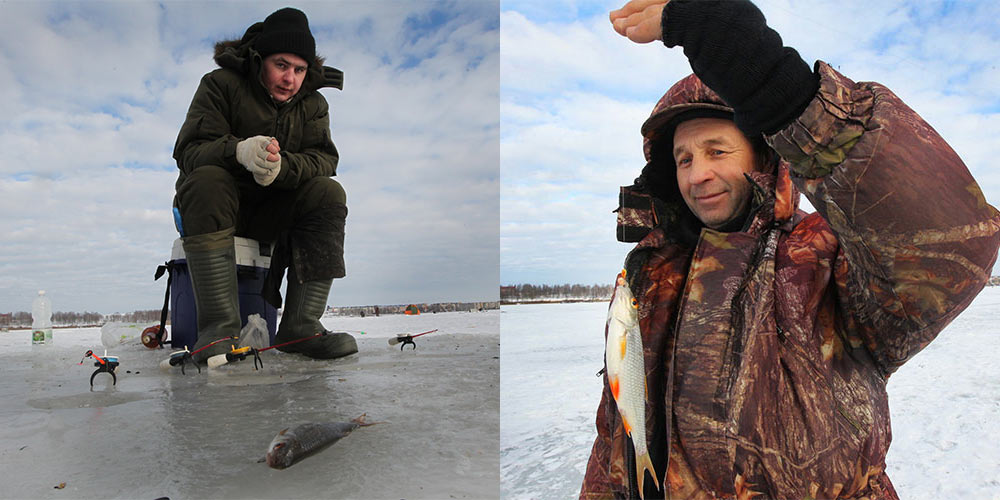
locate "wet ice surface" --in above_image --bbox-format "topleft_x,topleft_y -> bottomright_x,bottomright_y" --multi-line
500,289 -> 1000,499
1,310 -> 499,500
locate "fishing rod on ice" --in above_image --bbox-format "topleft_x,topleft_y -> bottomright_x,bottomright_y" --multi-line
158,335 -> 239,374
205,330 -> 348,370
79,349 -> 120,387
388,329 -> 438,350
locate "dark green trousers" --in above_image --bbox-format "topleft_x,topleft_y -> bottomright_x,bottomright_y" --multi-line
175,166 -> 347,282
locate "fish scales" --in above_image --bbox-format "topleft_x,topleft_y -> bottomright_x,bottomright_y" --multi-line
605,270 -> 659,498
265,414 -> 374,469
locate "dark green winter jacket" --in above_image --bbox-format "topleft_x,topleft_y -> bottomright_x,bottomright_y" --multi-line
172,27 -> 344,190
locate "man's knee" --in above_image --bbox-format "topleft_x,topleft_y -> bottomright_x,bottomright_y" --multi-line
175,166 -> 240,235
177,166 -> 238,201
300,177 -> 347,208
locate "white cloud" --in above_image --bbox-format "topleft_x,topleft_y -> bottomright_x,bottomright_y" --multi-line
501,0 -> 1000,286
0,1 -> 499,313
500,9 -> 689,98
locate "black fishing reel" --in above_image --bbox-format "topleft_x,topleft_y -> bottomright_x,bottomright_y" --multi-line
388,329 -> 437,350
161,348 -> 199,374
395,335 -> 417,350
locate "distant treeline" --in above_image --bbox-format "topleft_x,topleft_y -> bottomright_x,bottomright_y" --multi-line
2,309 -> 162,328
501,284 -> 613,303
329,301 -> 499,317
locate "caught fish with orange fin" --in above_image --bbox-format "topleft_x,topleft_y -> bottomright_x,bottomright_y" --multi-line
605,269 -> 659,498
263,414 -> 378,469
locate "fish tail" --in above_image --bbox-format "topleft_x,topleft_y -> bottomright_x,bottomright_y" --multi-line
352,413 -> 380,427
635,451 -> 659,500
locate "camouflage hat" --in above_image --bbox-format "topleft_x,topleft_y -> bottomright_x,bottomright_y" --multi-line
641,74 -> 733,161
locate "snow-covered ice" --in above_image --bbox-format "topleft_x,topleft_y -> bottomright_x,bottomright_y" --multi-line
500,289 -> 1000,499
1,310 -> 499,499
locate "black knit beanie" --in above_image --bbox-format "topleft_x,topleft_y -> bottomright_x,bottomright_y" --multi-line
254,7 -> 316,64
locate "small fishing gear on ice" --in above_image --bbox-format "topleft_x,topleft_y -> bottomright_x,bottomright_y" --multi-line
388,329 -> 438,350
158,335 -> 239,374
206,330 -> 350,369
79,349 -> 120,387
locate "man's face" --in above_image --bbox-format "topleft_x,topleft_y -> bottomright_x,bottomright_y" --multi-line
261,53 -> 308,103
672,117 -> 757,230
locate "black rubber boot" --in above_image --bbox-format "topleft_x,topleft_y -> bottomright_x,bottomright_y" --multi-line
183,227 -> 242,363
275,276 -> 357,359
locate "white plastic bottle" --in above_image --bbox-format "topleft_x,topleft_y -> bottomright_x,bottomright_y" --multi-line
31,290 -> 53,345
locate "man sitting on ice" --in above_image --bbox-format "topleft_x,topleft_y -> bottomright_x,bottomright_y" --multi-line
172,7 -> 355,362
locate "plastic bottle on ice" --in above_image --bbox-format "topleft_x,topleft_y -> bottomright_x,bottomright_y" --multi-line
31,290 -> 53,345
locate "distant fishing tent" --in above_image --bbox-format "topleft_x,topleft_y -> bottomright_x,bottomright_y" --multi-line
404,304 -> 421,315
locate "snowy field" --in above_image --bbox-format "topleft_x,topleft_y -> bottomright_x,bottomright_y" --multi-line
500,289 -> 1000,499
0,310 -> 499,500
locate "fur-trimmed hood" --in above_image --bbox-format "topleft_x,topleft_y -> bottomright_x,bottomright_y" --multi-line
212,21 -> 343,95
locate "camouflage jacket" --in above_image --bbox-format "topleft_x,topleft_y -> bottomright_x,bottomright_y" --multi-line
173,24 -> 343,191
581,62 -> 1000,499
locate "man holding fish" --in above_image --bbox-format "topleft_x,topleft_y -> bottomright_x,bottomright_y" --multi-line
582,1 -> 1000,498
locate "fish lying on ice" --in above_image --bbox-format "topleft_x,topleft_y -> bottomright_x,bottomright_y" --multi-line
605,270 -> 659,498
264,414 -> 377,469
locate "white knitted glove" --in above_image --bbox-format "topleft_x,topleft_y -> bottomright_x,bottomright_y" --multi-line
253,157 -> 281,186
236,135 -> 272,172
236,136 -> 282,187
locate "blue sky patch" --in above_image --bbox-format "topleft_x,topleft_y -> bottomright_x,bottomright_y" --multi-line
501,0 -> 612,24
403,6 -> 452,44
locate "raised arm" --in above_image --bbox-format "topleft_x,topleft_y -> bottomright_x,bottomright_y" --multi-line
770,63 -> 1000,375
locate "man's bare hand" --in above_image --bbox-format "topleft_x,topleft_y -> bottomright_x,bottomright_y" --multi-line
266,138 -> 281,163
610,0 -> 667,43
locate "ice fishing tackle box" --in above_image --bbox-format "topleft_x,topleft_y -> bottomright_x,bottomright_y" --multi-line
165,237 -> 278,350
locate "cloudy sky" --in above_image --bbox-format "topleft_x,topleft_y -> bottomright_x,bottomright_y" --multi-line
501,0 -> 1000,287
0,1 -> 499,313
4,1 -> 999,315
